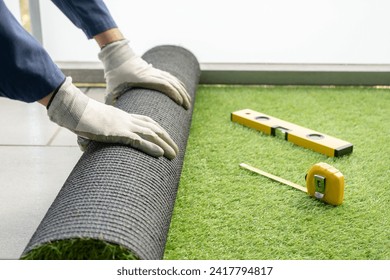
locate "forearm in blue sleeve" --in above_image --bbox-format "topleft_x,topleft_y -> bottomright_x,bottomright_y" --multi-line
0,0 -> 65,103
51,0 -> 117,39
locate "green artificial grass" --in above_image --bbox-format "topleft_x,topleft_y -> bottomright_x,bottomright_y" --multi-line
23,85 -> 389,260
22,238 -> 138,260
164,85 -> 390,260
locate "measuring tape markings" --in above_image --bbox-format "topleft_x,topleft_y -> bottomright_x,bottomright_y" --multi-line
240,162 -> 345,206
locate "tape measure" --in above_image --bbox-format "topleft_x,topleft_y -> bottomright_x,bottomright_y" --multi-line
231,109 -> 353,157
240,162 -> 344,206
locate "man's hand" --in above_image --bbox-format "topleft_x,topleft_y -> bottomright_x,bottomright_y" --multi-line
48,77 -> 178,159
98,40 -> 191,109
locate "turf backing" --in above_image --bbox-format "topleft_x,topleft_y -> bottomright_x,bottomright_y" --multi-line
164,85 -> 390,260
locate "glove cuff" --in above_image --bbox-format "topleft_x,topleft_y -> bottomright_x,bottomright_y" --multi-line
98,39 -> 136,72
47,77 -> 89,130
46,78 -> 66,110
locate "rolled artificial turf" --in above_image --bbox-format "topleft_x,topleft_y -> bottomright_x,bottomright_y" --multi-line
21,45 -> 200,260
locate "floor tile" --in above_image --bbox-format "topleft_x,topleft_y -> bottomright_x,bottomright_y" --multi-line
0,98 -> 58,146
49,128 -> 79,146
0,146 -> 82,259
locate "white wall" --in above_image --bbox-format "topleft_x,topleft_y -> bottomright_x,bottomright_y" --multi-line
4,0 -> 21,22
33,0 -> 390,64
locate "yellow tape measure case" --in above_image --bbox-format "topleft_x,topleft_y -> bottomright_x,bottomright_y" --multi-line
306,162 -> 344,206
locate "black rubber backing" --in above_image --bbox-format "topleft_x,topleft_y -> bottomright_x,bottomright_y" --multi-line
22,46 -> 200,259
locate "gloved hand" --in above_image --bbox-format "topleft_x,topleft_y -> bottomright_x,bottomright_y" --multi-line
98,39 -> 191,109
48,77 -> 178,159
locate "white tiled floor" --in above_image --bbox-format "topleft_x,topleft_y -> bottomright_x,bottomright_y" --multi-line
0,88 -> 104,259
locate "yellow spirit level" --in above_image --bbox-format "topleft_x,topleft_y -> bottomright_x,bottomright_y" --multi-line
240,162 -> 344,206
231,109 -> 353,157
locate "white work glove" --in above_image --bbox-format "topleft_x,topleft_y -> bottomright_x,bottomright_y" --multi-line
98,39 -> 191,109
48,77 -> 178,159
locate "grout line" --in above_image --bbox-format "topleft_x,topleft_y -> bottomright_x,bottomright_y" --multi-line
45,127 -> 63,146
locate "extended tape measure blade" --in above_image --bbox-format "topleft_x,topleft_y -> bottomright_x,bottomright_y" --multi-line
240,163 -> 307,193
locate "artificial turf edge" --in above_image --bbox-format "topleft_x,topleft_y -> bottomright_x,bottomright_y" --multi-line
21,239 -> 138,260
